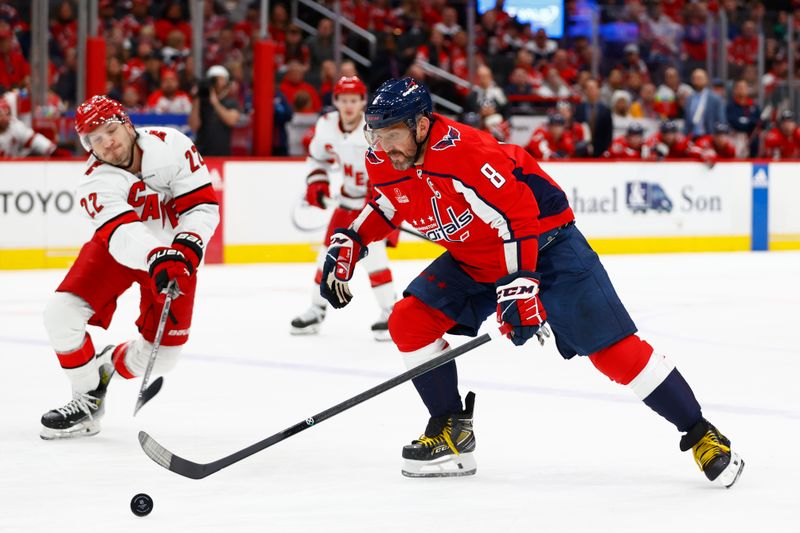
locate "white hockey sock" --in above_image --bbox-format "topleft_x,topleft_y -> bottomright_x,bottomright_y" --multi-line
402,338 -> 449,370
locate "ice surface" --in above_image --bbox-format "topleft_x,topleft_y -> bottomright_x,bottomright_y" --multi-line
1,252 -> 798,532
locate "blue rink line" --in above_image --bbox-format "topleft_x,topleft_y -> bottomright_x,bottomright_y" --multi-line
7,334 -> 799,422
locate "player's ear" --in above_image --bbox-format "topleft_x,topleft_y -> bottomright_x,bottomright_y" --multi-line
417,116 -> 431,141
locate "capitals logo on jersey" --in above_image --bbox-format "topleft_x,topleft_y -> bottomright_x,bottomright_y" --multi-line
366,147 -> 384,164
431,126 -> 461,151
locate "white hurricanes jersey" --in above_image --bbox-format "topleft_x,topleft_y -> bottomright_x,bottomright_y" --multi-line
0,118 -> 56,157
306,111 -> 369,210
76,127 -> 219,271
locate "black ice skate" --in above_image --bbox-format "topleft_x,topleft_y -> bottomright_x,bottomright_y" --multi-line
40,358 -> 114,440
290,305 -> 326,335
402,392 -> 477,477
370,307 -> 392,342
680,418 -> 744,488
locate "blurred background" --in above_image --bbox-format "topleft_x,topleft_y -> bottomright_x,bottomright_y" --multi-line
1,0 -> 799,161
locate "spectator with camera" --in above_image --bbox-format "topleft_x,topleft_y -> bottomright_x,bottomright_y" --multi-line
189,64 -> 241,157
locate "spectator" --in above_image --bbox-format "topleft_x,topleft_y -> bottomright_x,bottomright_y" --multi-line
525,113 -> 576,160
600,68 -> 625,107
154,2 -> 192,47
434,7 -> 461,39
728,20 -> 759,68
280,60 -> 322,113
726,79 -> 761,157
50,1 -> 78,59
206,26 -> 244,70
536,68 -> 572,99
512,49 -> 543,89
647,120 -> 695,159
548,49 -> 578,86
319,60 -> 337,107
764,110 -> 800,159
692,122 -> 738,165
655,66 -> 693,119
145,69 -> 192,113
605,122 -> 648,160
610,90 -> 635,140
685,68 -> 725,138
631,82 -> 659,119
416,28 -> 450,72
527,28 -> 557,64
120,84 -> 144,112
643,2 -> 682,68
465,65 -> 508,124
574,78 -> 613,156
269,3 -> 289,43
505,67 -> 534,96
272,89 -> 293,156
0,28 -> 29,90
276,24 -> 311,73
0,98 -> 62,157
340,61 -> 359,78
557,100 -> 591,156
189,64 -> 241,156
160,29 -> 190,71
305,18 -> 335,86
120,0 -> 154,43
53,47 -> 78,106
621,43 -> 650,82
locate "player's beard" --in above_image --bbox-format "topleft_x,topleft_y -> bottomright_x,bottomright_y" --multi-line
387,149 -> 416,171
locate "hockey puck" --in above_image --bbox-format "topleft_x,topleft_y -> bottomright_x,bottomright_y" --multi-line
130,493 -> 153,517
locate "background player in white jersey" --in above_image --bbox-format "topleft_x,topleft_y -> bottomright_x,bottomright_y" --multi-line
290,76 -> 396,340
0,98 -> 63,157
40,95 -> 219,439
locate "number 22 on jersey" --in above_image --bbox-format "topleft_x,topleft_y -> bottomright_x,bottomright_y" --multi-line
80,193 -> 104,218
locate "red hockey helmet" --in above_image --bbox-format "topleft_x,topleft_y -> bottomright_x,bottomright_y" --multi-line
75,95 -> 130,150
333,76 -> 367,98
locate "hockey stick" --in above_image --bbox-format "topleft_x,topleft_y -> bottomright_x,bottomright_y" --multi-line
138,331 -> 497,479
134,280 -> 180,416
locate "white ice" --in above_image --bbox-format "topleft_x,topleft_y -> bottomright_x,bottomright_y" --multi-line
1,251 -> 798,532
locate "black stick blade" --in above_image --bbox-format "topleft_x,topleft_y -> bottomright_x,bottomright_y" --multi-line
138,431 -> 208,480
134,377 -> 164,416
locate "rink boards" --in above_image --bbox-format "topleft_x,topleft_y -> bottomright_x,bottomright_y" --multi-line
0,159 -> 797,269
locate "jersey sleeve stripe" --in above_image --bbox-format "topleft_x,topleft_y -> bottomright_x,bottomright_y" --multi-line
450,178 -> 514,240
95,210 -> 140,246
173,183 -> 219,214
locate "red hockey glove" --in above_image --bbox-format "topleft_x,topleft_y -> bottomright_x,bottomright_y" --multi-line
147,247 -> 193,297
171,232 -> 204,271
305,179 -> 330,209
320,228 -> 368,309
495,271 -> 549,346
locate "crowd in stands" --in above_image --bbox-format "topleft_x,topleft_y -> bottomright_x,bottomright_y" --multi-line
0,0 -> 799,159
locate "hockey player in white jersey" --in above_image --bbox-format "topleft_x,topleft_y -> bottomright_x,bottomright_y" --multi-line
290,76 -> 397,340
0,98 -> 63,157
40,95 -> 219,439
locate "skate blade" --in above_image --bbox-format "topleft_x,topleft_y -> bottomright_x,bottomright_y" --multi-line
402,452 -> 477,478
717,452 -> 745,488
40,421 -> 100,440
290,324 -> 321,336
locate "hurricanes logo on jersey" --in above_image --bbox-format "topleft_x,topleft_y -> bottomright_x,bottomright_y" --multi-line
431,126 -> 461,151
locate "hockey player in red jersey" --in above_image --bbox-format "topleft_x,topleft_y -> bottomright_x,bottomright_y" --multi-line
290,76 -> 397,340
764,110 -> 800,159
524,113 -> 576,160
320,78 -> 744,486
40,96 -> 219,439
646,120 -> 695,159
691,122 -> 737,166
604,122 -> 647,159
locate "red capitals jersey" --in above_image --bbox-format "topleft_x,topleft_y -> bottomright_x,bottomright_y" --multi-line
645,132 -> 694,159
764,127 -> 800,159
692,135 -> 737,163
525,127 -> 576,160
352,114 -> 575,282
605,136 -> 646,160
